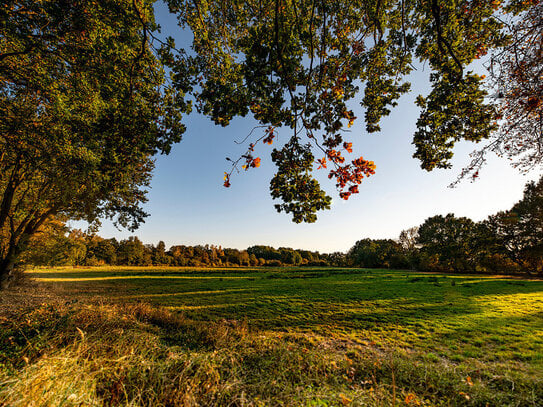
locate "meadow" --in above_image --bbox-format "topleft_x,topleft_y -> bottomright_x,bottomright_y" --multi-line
1,266 -> 542,406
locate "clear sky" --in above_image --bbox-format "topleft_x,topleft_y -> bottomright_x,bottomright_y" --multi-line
78,2 -> 542,253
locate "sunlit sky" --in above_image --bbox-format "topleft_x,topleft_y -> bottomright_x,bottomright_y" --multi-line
75,3 -> 542,253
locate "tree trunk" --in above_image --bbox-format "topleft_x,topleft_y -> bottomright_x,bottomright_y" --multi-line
0,233 -> 29,290
0,255 -> 16,290
0,208 -> 56,290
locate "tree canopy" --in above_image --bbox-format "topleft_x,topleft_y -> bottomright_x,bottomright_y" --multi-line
160,0 -> 540,222
459,1 -> 543,179
0,0 -> 186,286
487,176 -> 543,273
416,214 -> 481,273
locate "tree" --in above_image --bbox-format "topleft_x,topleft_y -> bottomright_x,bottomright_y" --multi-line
279,247 -> 303,265
222,248 -> 239,265
348,238 -> 406,268
397,226 -> 420,269
249,253 -> 259,266
152,241 -> 171,265
4,1 -> 540,286
117,236 -> 150,266
416,214 -> 482,272
487,176 -> 543,274
19,217 -> 79,266
169,245 -> 189,266
247,245 -> 281,261
160,0 -> 531,222
325,251 -> 347,267
459,1 -> 543,180
0,0 -> 186,287
89,238 -> 119,266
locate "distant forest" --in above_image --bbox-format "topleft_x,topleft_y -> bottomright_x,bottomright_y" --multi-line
23,176 -> 543,276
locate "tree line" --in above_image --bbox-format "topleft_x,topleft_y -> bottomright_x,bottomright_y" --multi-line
349,176 -> 543,276
22,224 -> 345,268
22,176 -> 543,275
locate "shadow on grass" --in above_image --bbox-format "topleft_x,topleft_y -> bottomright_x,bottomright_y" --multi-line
28,269 -> 543,356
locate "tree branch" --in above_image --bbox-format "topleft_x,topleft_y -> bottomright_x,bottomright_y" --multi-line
431,0 -> 463,79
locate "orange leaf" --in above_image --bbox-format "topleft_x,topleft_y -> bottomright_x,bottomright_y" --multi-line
339,394 -> 352,405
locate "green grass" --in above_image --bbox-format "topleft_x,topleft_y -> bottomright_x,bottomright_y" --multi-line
1,266 -> 542,406
30,267 -> 543,364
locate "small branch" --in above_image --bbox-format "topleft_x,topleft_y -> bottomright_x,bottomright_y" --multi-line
431,0 -> 463,79
234,125 -> 268,144
0,45 -> 35,62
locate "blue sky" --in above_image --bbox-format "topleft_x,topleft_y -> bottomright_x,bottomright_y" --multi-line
78,3 -> 542,253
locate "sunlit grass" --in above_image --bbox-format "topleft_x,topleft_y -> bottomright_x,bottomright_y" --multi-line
29,267 -> 543,365
1,266 -> 541,406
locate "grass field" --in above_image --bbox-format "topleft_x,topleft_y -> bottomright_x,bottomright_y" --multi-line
1,266 -> 542,406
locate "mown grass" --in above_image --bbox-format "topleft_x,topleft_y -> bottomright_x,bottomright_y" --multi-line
1,267 -> 542,406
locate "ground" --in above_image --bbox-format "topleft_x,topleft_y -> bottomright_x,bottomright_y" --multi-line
1,267 -> 542,406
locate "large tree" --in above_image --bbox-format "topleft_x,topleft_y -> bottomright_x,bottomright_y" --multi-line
416,214 -> 483,272
160,0 -> 540,222
348,238 -> 407,268
3,1 -> 541,285
0,0 -> 186,287
487,176 -> 543,275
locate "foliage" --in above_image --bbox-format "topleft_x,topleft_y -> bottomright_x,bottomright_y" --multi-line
158,0 -> 533,222
22,227 -> 341,268
416,214 -> 482,273
0,0 -> 187,286
459,1 -> 543,180
345,175 -> 543,275
398,226 -> 420,268
18,217 -> 79,266
2,1 -> 542,287
347,177 -> 543,275
270,137 -> 332,223
486,176 -> 543,274
20,176 -> 543,275
348,238 -> 408,269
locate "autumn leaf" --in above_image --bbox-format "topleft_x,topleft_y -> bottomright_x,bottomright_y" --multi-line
404,393 -> 421,405
339,394 -> 352,405
263,126 -> 275,144
317,157 -> 327,169
223,173 -> 231,187
459,391 -> 471,400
